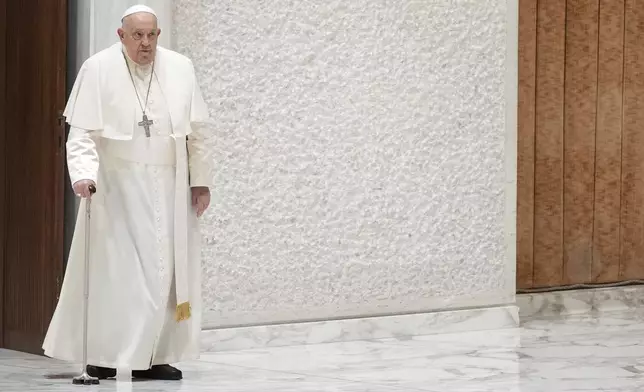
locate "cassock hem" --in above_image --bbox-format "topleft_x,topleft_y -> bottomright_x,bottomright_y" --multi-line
42,350 -> 201,371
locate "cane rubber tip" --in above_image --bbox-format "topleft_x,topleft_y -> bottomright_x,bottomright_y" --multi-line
88,184 -> 96,194
72,379 -> 100,385
72,377 -> 100,385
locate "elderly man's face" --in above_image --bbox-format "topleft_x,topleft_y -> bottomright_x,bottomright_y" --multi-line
117,12 -> 160,65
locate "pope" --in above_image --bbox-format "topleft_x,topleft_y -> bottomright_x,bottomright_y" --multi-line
42,4 -> 212,381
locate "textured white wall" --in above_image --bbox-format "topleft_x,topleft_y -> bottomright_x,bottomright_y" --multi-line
173,0 -> 516,328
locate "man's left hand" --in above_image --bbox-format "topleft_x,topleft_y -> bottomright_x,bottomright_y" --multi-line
191,186 -> 211,217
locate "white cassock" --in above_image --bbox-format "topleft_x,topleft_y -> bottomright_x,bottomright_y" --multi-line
42,42 -> 212,370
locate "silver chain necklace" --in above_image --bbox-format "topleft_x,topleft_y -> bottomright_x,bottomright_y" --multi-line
123,52 -> 156,137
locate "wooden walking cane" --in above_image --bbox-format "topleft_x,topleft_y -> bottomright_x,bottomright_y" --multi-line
72,184 -> 99,386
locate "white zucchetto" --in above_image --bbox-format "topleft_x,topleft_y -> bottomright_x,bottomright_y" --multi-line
121,5 -> 157,21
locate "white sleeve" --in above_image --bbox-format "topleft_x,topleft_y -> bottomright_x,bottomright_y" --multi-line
187,59 -> 214,188
187,124 -> 212,188
67,126 -> 100,186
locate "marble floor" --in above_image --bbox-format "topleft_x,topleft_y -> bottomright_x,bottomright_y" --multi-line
1,309 -> 644,391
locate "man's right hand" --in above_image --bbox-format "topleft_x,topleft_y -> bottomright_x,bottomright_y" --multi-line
73,180 -> 96,199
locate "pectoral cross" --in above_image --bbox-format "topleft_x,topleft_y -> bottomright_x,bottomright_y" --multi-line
138,114 -> 154,137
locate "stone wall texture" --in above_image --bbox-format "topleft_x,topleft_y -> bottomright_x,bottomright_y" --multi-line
173,0 -> 513,328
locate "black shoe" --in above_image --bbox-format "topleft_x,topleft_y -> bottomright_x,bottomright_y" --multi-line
132,364 -> 182,380
86,365 -> 116,379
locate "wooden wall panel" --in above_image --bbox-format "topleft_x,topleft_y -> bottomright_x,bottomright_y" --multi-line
1,0 -> 67,353
593,0 -> 624,282
0,0 -> 6,348
620,0 -> 644,279
517,0 -> 537,289
562,0 -> 599,284
533,0 -> 566,287
516,0 -> 644,289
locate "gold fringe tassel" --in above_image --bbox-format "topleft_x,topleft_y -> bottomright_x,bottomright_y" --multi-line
175,302 -> 192,322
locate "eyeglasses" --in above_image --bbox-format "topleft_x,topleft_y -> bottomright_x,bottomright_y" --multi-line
128,30 -> 159,42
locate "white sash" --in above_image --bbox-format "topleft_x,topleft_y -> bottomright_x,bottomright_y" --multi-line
102,137 -> 176,165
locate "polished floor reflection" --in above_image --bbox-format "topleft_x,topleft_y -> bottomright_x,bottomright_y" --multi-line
1,309 -> 643,391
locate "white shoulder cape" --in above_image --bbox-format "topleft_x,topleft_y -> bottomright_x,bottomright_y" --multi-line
63,42 -> 211,139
